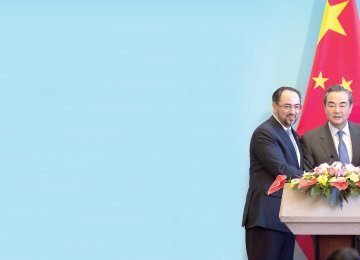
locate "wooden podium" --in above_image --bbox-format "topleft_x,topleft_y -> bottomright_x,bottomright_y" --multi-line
279,183 -> 360,260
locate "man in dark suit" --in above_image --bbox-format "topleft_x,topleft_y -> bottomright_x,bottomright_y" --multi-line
242,86 -> 304,260
302,84 -> 360,170
301,85 -> 360,253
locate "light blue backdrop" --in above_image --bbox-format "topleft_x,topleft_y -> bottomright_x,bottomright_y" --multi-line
0,1 -> 356,259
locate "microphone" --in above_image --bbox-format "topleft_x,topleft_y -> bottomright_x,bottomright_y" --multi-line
328,154 -> 335,165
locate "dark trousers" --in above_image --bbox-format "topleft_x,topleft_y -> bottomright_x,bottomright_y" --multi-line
246,226 -> 295,260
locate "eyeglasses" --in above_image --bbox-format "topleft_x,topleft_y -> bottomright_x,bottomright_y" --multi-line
276,103 -> 302,111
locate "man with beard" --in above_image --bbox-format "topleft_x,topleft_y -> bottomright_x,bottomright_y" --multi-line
242,86 -> 304,260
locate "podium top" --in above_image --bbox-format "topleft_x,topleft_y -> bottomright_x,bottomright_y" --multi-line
280,184 -> 360,234
280,183 -> 360,222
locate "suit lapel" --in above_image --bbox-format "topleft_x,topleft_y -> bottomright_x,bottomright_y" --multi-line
269,116 -> 299,166
319,125 -> 338,162
292,130 -> 304,170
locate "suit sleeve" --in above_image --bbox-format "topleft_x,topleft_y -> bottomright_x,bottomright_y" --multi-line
251,127 -> 303,178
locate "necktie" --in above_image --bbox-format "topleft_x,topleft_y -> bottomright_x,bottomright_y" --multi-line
338,130 -> 350,164
286,128 -> 299,166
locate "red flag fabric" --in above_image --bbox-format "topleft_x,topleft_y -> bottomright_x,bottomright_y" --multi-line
297,0 -> 360,135
295,1 -> 360,259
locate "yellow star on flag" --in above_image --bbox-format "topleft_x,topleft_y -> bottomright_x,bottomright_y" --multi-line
312,72 -> 329,89
318,0 -> 349,43
341,77 -> 353,92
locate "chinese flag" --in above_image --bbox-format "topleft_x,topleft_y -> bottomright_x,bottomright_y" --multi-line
297,0 -> 360,135
295,0 -> 360,259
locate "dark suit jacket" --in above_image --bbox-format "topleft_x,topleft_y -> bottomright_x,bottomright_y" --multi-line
301,121 -> 360,171
242,116 -> 304,232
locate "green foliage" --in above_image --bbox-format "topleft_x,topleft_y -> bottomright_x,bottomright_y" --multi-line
310,184 -> 321,196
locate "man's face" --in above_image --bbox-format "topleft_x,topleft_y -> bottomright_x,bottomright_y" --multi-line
325,91 -> 353,129
272,90 -> 301,128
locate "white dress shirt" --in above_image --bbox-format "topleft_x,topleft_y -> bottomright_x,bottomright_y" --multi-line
328,121 -> 353,163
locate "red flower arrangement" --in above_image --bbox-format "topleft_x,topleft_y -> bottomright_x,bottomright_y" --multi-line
268,162 -> 360,208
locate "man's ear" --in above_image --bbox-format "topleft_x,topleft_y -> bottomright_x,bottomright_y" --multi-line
272,102 -> 276,110
272,102 -> 277,113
